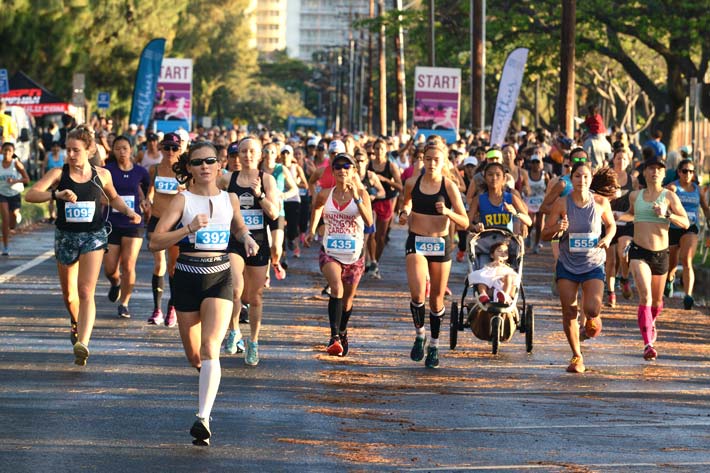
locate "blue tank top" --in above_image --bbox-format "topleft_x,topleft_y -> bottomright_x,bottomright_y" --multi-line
671,180 -> 700,227
479,192 -> 514,231
558,191 -> 605,273
560,175 -> 572,197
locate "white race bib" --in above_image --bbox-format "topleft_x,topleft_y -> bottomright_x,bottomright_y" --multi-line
154,176 -> 179,194
64,201 -> 96,223
415,236 -> 446,256
324,234 -> 357,256
569,232 -> 599,252
112,195 -> 135,213
194,224 -> 230,251
242,209 -> 264,230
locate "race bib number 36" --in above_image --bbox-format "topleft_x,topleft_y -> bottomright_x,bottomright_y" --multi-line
195,224 -> 230,250
325,234 -> 357,255
242,209 -> 264,230
569,232 -> 599,252
415,236 -> 446,256
155,176 -> 179,194
65,201 -> 96,223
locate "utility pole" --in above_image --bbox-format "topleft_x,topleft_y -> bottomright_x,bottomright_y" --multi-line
394,0 -> 407,135
470,0 -> 484,132
559,0 -> 576,137
348,34 -> 356,132
378,0 -> 387,135
367,0 -> 375,135
428,0 -> 435,67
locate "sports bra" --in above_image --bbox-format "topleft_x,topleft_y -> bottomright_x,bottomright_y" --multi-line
411,175 -> 451,216
634,189 -> 670,224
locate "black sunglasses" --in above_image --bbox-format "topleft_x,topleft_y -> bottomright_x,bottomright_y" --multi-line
680,168 -> 695,174
189,157 -> 218,166
333,162 -> 353,170
163,144 -> 180,152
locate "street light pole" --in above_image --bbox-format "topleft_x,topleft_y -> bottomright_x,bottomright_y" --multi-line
428,0 -> 435,67
378,0 -> 387,135
394,0 -> 407,135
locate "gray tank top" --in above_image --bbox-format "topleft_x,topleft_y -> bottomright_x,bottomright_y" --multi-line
558,191 -> 605,274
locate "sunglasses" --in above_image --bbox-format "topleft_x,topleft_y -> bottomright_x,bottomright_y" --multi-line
332,162 -> 353,170
163,145 -> 180,152
571,157 -> 587,163
680,169 -> 695,174
189,157 -> 218,166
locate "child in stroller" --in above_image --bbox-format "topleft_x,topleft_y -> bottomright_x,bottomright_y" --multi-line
471,240 -> 518,307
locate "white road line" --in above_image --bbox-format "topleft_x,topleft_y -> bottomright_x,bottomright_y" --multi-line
405,462 -> 710,471
0,250 -> 55,284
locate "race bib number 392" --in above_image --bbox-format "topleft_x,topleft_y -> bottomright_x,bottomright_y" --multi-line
194,224 -> 230,250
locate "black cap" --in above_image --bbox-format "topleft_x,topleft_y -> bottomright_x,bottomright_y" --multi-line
331,152 -> 356,167
644,155 -> 666,169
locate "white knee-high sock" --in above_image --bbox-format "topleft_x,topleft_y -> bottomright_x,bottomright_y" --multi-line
198,359 -> 221,420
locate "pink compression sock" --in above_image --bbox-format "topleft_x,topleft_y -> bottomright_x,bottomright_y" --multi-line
637,305 -> 653,346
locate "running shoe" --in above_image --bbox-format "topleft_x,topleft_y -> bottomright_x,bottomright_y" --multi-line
148,308 -> 164,325
584,316 -> 602,338
410,336 -> 427,362
321,284 -> 331,297
293,246 -> 301,258
224,330 -> 241,355
425,346 -> 440,369
239,304 -> 250,323
370,262 -> 381,280
456,250 -> 465,263
165,306 -> 177,327
107,284 -> 121,303
281,258 -> 289,270
264,274 -> 271,288
643,344 -> 657,361
605,292 -> 616,308
664,278 -> 674,298
566,355 -> 585,373
326,336 -> 344,356
117,304 -> 131,319
445,286 -> 452,297
273,262 -> 287,280
620,279 -> 633,299
1,247 -> 8,256
70,319 -> 78,345
683,295 -> 694,310
14,212 -> 21,225
364,262 -> 373,275
73,341 -> 90,366
245,340 -> 259,366
190,417 -> 211,446
340,332 -> 349,357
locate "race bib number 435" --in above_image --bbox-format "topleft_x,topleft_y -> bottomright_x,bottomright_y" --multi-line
415,236 -> 446,256
65,201 -> 96,223
325,234 -> 357,255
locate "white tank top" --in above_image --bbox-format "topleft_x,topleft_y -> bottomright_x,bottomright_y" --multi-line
525,171 -> 546,212
180,190 -> 233,251
0,159 -> 23,197
322,188 -> 364,265
140,150 -> 163,169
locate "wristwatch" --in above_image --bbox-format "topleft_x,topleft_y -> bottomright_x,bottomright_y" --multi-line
354,196 -> 363,205
257,192 -> 266,201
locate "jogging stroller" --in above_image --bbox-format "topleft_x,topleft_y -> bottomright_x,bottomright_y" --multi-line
449,228 -> 534,354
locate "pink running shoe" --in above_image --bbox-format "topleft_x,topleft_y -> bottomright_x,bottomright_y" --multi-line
165,306 -> 177,327
273,262 -> 287,280
148,308 -> 164,325
293,246 -> 301,258
326,337 -> 344,356
643,345 -> 657,361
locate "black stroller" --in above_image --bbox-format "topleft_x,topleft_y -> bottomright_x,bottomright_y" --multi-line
450,228 -> 534,354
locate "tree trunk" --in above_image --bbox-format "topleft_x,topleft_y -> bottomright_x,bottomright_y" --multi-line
559,0 -> 576,137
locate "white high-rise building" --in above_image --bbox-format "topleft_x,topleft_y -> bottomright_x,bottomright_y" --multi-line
246,0 -> 288,53
291,0 -> 372,62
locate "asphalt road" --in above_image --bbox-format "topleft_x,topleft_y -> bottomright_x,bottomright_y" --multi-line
1,223 -> 709,472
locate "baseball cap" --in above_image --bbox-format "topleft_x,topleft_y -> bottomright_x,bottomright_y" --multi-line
530,154 -> 542,162
307,136 -> 320,147
161,132 -> 181,146
644,155 -> 666,169
147,132 -> 159,141
328,140 -> 346,154
129,123 -> 137,131
227,141 -> 240,155
281,144 -> 294,154
176,129 -> 190,143
331,152 -> 356,167
463,156 -> 478,167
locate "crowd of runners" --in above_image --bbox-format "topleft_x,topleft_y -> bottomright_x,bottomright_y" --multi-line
2,114 -> 709,445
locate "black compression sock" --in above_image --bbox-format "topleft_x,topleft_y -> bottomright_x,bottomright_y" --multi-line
328,296 -> 344,338
339,307 -> 353,334
429,308 -> 445,339
152,274 -> 164,310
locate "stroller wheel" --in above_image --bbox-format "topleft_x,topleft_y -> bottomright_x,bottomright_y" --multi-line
491,315 -> 502,355
450,302 -> 459,350
525,305 -> 534,353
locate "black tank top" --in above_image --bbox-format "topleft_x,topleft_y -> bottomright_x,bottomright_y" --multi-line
227,171 -> 268,245
411,175 -> 452,216
55,164 -> 104,232
368,160 -> 397,200
610,171 -> 634,212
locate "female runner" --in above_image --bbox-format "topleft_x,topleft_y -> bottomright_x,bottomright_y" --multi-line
150,143 -> 258,445
305,153 -> 373,356
103,136 -> 150,318
398,139 -> 468,368
25,126 -> 140,365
